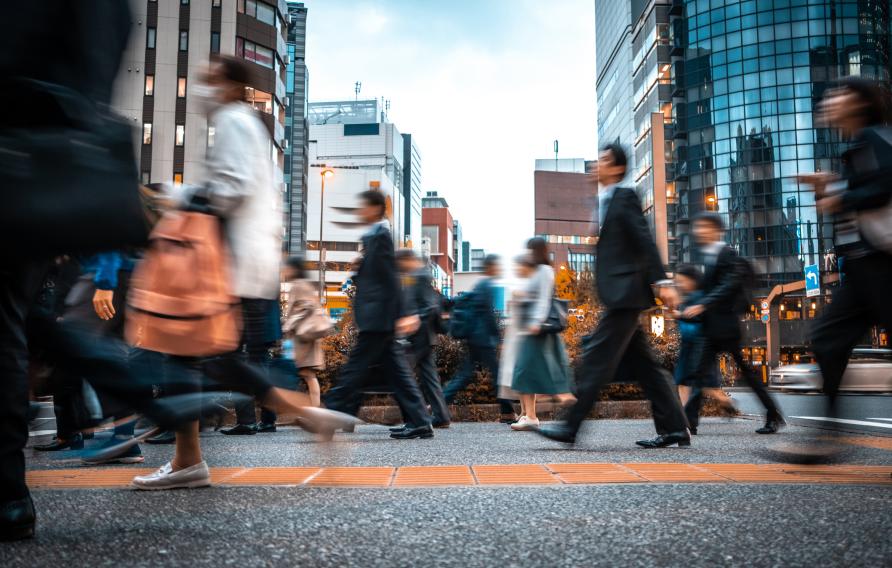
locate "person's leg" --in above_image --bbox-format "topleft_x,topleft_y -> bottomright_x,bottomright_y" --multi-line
415,347 -> 450,425
623,329 -> 688,435
172,421 -> 202,470
678,384 -> 691,406
442,348 -> 477,403
233,398 -> 258,426
522,394 -> 537,420
724,339 -> 779,418
383,337 -> 432,429
475,346 -> 515,416
324,332 -> 386,417
684,387 -> 703,433
300,369 -> 321,407
563,309 -> 642,434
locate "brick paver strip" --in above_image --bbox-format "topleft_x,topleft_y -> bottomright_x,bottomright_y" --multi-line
837,436 -> 892,452
24,463 -> 892,489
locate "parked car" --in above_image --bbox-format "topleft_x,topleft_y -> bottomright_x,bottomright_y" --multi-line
769,348 -> 892,393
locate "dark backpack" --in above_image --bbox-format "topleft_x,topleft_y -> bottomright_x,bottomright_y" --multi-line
448,292 -> 475,339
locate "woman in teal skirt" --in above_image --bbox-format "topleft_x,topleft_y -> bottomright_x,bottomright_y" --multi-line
510,238 -> 575,431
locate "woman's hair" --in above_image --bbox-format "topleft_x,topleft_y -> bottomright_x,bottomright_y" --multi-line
526,237 -> 551,266
674,264 -> 703,288
285,255 -> 305,279
835,77 -> 892,127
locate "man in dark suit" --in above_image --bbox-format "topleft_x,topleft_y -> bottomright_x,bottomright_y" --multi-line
536,144 -> 690,448
442,255 -> 517,423
682,212 -> 783,434
396,249 -> 450,428
323,190 -> 434,440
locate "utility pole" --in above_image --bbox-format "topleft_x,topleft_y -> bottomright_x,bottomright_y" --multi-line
554,139 -> 559,171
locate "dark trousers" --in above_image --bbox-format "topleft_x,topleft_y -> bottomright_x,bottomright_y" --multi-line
325,331 -> 431,428
411,345 -> 450,424
231,298 -> 279,426
564,308 -> 688,435
0,263 -> 47,502
443,343 -> 515,415
233,343 -> 278,426
684,387 -> 704,431
695,335 -> 779,418
811,253 -> 892,414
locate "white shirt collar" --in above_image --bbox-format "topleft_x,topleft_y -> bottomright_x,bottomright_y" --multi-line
701,241 -> 726,256
599,183 -> 618,200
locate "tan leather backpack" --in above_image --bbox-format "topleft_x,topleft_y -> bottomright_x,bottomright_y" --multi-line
126,211 -> 241,356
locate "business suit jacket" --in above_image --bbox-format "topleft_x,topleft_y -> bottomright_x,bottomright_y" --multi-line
468,277 -> 500,349
353,222 -> 402,333
595,187 -> 666,310
402,267 -> 439,353
700,245 -> 749,340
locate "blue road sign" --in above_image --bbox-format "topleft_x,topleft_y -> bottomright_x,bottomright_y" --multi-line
804,263 -> 820,298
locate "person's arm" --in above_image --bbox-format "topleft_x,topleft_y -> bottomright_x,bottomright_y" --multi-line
619,189 -> 666,284
92,252 -> 122,291
840,129 -> 892,212
530,267 -> 553,326
415,272 -> 437,321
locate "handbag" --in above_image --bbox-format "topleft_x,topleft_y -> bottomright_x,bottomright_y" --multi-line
539,297 -> 569,334
294,306 -> 334,342
0,79 -> 148,260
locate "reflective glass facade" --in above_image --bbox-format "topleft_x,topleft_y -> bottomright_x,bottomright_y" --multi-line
673,0 -> 891,291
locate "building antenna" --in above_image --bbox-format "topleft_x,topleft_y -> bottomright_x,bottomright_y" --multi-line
354,81 -> 361,101
554,139 -> 559,171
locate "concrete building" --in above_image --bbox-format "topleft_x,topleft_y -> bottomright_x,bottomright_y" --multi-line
460,241 -> 472,272
421,191 -> 455,297
305,98 -> 407,316
452,219 -> 464,276
470,248 -> 487,272
114,0 -> 290,187
401,133 -> 423,250
283,1 -> 309,253
533,159 -> 598,273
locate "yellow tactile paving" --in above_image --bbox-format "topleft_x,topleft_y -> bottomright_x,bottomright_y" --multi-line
306,466 -> 395,487
546,463 -> 645,484
472,464 -> 560,485
837,436 -> 892,452
24,463 -> 892,489
393,466 -> 475,487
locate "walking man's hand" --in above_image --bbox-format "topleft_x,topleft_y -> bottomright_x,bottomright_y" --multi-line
92,289 -> 115,320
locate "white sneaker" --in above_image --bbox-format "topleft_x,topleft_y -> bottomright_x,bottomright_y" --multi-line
510,416 -> 540,431
132,461 -> 211,491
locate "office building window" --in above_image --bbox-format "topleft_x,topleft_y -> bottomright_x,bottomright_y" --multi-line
181,0 -> 189,4
212,0 -> 221,6
144,75 -> 154,96
210,31 -> 220,54
244,87 -> 272,114
236,37 -> 273,69
175,124 -> 185,147
142,123 -> 152,145
173,173 -> 184,185
179,31 -> 188,51
177,77 -> 187,98
238,0 -> 275,26
146,28 -> 156,49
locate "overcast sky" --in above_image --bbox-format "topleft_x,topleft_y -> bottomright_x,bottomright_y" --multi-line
302,0 -> 596,256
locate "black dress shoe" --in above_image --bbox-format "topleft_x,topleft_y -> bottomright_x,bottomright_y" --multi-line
145,430 -> 176,445
389,425 -> 407,433
534,424 -> 577,445
635,431 -> 691,448
0,496 -> 35,542
256,422 -> 277,433
499,414 -> 518,424
390,425 -> 434,439
690,427 -> 698,436
432,421 -> 451,429
756,415 -> 785,435
220,423 -> 257,435
33,433 -> 83,451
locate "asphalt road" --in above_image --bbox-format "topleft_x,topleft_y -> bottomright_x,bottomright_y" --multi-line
732,391 -> 892,435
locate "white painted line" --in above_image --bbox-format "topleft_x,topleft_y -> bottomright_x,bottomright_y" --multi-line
28,430 -> 57,437
866,417 -> 892,422
791,416 -> 892,429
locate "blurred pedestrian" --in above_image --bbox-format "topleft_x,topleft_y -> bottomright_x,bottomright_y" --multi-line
784,78 -> 892,462
510,240 -> 574,431
682,212 -> 783,434
672,264 -> 735,434
395,249 -> 450,429
443,255 -> 518,423
282,255 -> 327,408
323,190 -> 434,440
536,144 -> 689,448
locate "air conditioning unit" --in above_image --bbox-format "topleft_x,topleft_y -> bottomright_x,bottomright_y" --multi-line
284,96 -> 290,107
281,139 -> 289,149
284,55 -> 291,66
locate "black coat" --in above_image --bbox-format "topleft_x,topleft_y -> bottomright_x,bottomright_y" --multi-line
595,187 -> 666,310
402,267 -> 439,353
468,277 -> 501,349
353,223 -> 403,333
700,246 -> 749,340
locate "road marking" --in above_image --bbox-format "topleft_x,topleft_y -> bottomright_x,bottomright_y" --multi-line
791,416 -> 892,429
866,418 -> 892,422
24,463 -> 892,489
28,430 -> 57,437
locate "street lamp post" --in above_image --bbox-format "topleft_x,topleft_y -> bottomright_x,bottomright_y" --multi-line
319,168 -> 334,306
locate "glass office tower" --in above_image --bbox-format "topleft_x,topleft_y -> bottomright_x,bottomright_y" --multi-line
671,0 -> 891,291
